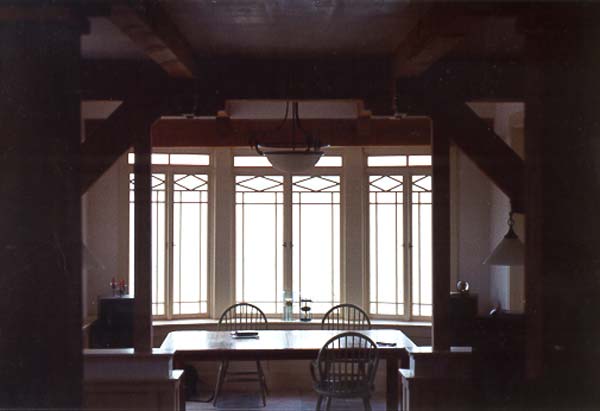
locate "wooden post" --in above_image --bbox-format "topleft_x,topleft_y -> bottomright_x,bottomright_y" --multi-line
0,12 -> 84,409
521,4 -> 600,405
431,125 -> 451,351
133,134 -> 153,352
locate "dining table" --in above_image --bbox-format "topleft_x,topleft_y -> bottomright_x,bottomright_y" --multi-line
160,328 -> 416,411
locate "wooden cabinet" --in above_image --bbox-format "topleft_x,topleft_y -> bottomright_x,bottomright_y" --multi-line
90,296 -> 134,348
84,370 -> 184,411
449,292 -> 478,346
472,313 -> 526,407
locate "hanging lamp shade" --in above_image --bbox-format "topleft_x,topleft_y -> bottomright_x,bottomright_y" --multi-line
254,101 -> 327,173
484,212 -> 524,266
260,150 -> 323,173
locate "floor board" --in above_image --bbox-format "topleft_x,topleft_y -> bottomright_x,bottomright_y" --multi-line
186,388 -> 386,411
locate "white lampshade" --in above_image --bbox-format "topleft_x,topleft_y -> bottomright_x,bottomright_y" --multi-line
484,227 -> 524,266
264,151 -> 323,173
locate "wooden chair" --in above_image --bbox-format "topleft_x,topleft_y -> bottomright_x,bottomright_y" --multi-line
310,332 -> 379,411
321,303 -> 371,330
214,303 -> 269,406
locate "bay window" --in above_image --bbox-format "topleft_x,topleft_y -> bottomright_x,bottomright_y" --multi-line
127,148 -> 431,321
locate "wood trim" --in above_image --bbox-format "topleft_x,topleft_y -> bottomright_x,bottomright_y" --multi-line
151,116 -> 432,147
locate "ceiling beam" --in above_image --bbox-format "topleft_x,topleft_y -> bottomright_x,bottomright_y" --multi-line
395,60 -> 531,110
151,116 -> 431,147
392,3 -> 482,78
110,2 -> 198,79
428,101 -> 525,212
81,95 -> 164,194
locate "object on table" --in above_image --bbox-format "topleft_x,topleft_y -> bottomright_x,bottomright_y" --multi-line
231,330 -> 259,339
300,298 -> 313,322
283,290 -> 294,321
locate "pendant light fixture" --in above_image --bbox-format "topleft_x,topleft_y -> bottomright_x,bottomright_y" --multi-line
255,101 -> 327,173
484,209 -> 524,266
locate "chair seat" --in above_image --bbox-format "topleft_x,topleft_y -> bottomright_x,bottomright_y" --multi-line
313,380 -> 372,398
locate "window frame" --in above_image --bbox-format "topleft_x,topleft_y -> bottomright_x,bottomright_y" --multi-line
125,146 -> 432,322
127,150 -> 213,320
232,147 -> 344,317
363,148 -> 432,321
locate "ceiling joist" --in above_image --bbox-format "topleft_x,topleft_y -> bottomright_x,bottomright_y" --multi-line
110,3 -> 198,79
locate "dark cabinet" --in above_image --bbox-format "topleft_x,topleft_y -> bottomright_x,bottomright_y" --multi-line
89,295 -> 134,348
449,292 -> 478,346
472,313 -> 527,408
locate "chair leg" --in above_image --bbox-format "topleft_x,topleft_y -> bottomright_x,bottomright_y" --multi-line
362,397 -> 372,411
325,396 -> 332,411
315,395 -> 324,411
255,360 -> 268,406
213,360 -> 229,406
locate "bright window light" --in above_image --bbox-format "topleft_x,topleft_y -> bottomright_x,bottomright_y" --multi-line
408,155 -> 432,166
367,155 -> 407,167
170,154 -> 210,166
234,156 -> 272,167
315,156 -> 342,167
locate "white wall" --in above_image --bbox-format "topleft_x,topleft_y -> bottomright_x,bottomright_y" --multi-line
489,102 -> 525,313
452,147 -> 492,314
82,101 -> 125,318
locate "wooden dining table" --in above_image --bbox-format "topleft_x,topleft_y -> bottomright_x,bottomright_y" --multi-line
160,329 -> 416,411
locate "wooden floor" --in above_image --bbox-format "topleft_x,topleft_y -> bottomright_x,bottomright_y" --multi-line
186,389 -> 386,411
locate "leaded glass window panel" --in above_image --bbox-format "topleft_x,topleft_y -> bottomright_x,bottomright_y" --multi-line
172,174 -> 209,315
411,175 -> 432,317
235,176 -> 284,314
129,173 -> 167,316
368,176 -> 404,316
292,176 -> 341,314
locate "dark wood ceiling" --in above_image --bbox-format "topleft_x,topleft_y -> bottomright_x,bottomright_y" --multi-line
162,0 -> 421,57
82,1 -> 525,66
76,0 -> 541,119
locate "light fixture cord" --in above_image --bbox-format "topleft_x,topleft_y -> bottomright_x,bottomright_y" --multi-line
293,101 -> 315,152
507,211 -> 515,229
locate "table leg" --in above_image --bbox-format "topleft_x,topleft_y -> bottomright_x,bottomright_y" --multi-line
386,357 -> 399,411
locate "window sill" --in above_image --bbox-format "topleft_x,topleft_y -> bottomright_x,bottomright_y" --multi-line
153,318 -> 431,329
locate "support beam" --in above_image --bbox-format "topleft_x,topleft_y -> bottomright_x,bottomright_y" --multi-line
151,116 -> 431,147
431,122 -> 451,352
520,4 -> 600,407
428,101 -> 525,212
133,133 -> 153,353
0,15 -> 83,409
392,3 -> 482,78
110,3 -> 198,78
81,96 -> 164,194
396,61 -> 533,108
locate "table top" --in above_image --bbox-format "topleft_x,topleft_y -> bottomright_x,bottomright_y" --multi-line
160,329 -> 416,361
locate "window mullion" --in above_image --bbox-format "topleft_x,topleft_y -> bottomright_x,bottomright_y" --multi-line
404,172 -> 412,321
283,176 -> 293,300
166,171 -> 174,319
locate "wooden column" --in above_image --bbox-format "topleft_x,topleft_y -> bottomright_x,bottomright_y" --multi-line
522,4 -> 600,407
0,10 -> 84,409
133,134 -> 153,352
431,125 -> 451,351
